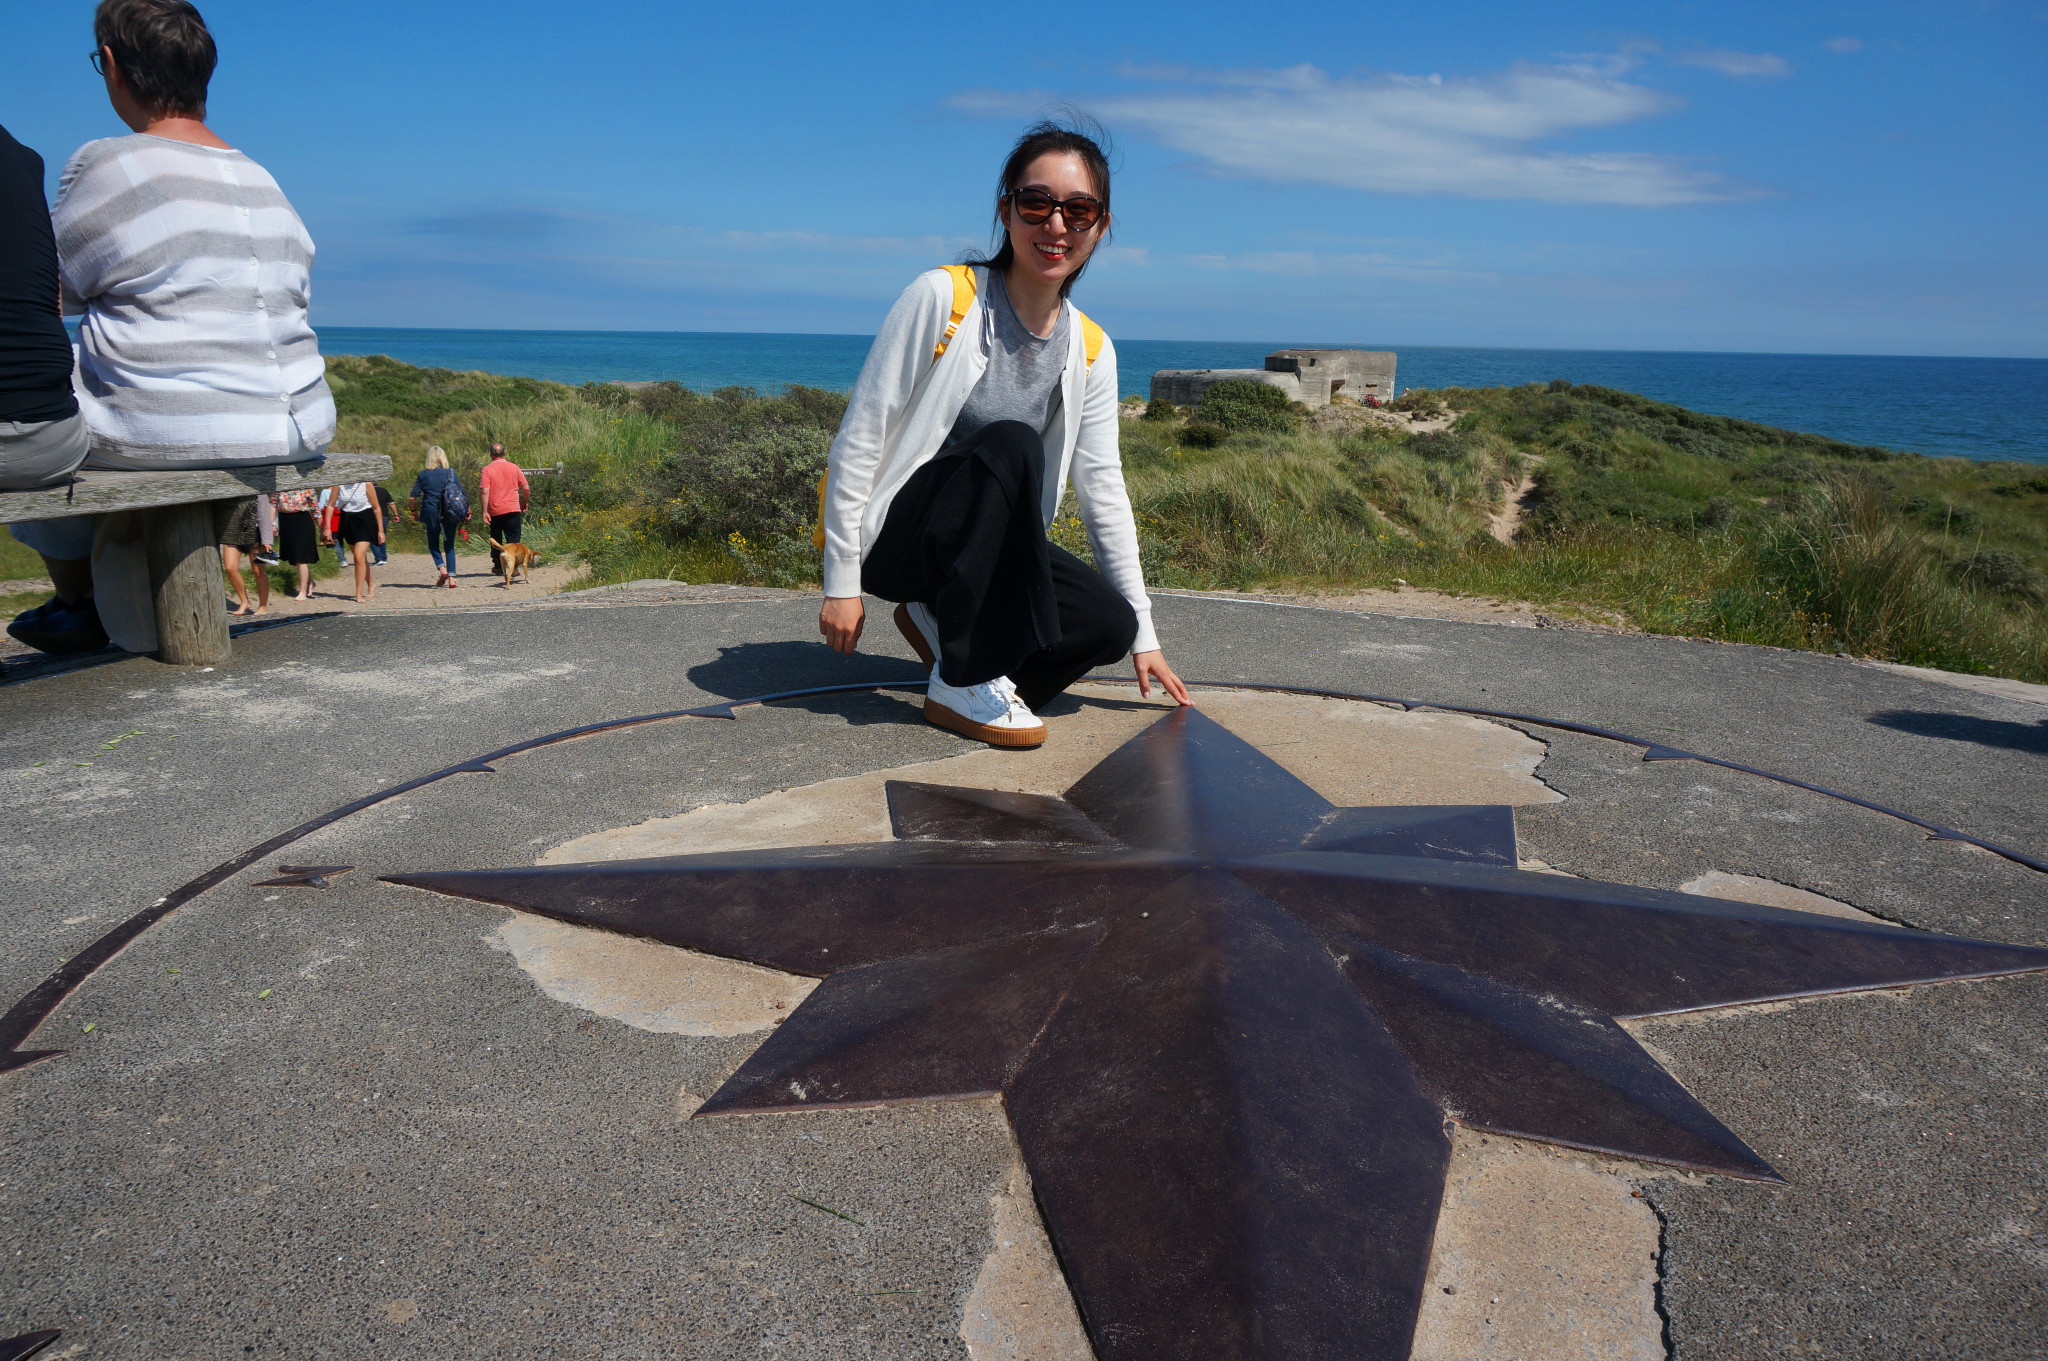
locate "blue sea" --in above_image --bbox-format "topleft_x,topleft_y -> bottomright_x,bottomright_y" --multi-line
317,327 -> 2048,464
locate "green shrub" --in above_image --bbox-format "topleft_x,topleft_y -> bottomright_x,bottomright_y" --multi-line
657,426 -> 830,545
577,381 -> 637,412
1194,380 -> 1303,434
324,353 -> 561,422
1390,389 -> 1446,416
625,381 -> 708,424
1950,547 -> 2046,602
1406,431 -> 1468,461
1990,472 -> 2048,497
1753,454 -> 1828,484
1143,398 -> 1180,422
1742,480 -> 2047,674
1179,423 -> 1227,449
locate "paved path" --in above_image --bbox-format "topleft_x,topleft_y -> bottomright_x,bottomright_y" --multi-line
0,592 -> 2041,1358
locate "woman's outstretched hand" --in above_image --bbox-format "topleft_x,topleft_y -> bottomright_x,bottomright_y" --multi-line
819,595 -> 866,655
1134,650 -> 1192,705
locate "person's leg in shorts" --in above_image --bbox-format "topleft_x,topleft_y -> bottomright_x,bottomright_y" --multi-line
339,510 -> 377,601
217,499 -> 267,616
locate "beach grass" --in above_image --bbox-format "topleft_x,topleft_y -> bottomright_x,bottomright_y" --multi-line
326,354 -> 2048,683
0,532 -> 45,581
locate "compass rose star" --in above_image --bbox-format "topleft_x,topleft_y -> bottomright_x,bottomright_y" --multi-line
389,706 -> 2048,1360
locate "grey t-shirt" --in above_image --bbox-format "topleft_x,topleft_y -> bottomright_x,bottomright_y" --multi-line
936,269 -> 1069,460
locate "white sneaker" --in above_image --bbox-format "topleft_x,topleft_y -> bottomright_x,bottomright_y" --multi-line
924,669 -> 1047,749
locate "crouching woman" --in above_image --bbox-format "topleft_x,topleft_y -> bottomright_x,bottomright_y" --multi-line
817,122 -> 1189,748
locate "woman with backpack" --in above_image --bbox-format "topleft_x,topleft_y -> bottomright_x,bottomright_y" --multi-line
817,121 -> 1189,749
410,445 -> 468,588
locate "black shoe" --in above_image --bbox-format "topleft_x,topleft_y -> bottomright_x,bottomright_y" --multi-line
9,595 -> 67,628
7,595 -> 109,655
253,549 -> 280,565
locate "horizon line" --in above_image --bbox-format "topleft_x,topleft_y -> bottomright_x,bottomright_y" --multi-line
302,324 -> 2048,366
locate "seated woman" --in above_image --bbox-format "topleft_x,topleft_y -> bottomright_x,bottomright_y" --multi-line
818,121 -> 1188,748
35,0 -> 337,653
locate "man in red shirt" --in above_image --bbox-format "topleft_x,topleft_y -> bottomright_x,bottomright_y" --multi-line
477,442 -> 530,576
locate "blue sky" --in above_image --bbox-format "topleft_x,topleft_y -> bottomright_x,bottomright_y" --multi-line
8,1 -> 2044,355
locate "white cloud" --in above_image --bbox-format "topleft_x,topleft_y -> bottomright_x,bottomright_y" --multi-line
1825,37 -> 1865,53
1673,49 -> 1792,79
1552,40 -> 1662,78
955,62 -> 1762,207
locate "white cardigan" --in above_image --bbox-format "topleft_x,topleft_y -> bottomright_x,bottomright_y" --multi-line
822,267 -> 1158,656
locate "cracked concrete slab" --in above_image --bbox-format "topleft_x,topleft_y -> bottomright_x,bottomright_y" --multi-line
1413,1130 -> 1667,1361
960,1153 -> 1095,1361
487,913 -> 816,1036
1680,869 -> 1883,923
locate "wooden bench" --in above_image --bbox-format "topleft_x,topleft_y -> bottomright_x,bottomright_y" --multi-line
0,452 -> 393,666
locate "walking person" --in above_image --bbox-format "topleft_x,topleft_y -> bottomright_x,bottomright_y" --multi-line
218,498 -> 268,616
43,0 -> 337,653
253,493 -> 278,564
410,445 -> 467,588
319,486 -> 348,566
479,442 -> 529,578
330,481 -> 384,602
269,487 -> 321,599
817,121 -> 1188,748
370,484 -> 396,564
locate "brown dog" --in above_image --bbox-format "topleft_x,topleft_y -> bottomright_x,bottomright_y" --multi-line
488,538 -> 537,587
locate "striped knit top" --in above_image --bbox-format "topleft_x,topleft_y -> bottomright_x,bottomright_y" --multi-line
53,134 -> 336,469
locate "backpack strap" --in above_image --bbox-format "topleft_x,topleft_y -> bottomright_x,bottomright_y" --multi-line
932,264 -> 979,362
1074,308 -> 1106,370
821,271 -> 1104,554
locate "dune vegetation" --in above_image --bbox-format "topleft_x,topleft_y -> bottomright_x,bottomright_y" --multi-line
323,354 -> 2048,682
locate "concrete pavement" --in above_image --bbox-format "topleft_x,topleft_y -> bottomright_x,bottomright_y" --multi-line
1,589 -> 2042,1358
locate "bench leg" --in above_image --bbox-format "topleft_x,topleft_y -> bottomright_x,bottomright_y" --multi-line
145,503 -> 230,666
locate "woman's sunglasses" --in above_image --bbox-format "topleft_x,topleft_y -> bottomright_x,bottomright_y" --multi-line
1006,188 -> 1105,233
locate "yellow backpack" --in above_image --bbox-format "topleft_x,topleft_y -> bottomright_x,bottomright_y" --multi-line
931,264 -> 1106,365
814,265 -> 1107,549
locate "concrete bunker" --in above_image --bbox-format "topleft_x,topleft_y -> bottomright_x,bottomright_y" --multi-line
1150,349 -> 1396,411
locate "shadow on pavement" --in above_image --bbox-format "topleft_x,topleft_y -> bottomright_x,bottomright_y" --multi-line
1867,708 -> 2048,755
687,640 -> 927,725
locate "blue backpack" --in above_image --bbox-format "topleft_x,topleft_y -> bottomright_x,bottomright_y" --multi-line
439,473 -> 469,524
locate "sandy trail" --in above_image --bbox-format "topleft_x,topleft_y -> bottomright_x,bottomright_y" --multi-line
223,548 -> 588,618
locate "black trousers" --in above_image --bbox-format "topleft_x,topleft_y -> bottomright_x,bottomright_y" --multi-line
488,511 -> 523,572
862,420 -> 1137,711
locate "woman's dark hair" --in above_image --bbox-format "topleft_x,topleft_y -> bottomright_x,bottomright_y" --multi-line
963,117 -> 1114,298
95,0 -> 217,120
